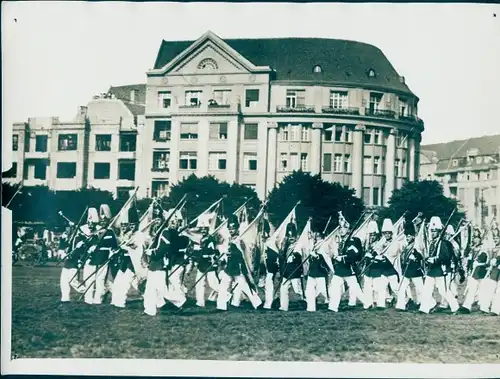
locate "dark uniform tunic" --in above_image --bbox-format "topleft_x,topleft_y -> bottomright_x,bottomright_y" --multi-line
489,252 -> 500,282
196,236 -> 219,272
163,229 -> 190,270
334,237 -> 363,277
117,231 -> 136,274
308,254 -> 329,278
225,240 -> 248,277
282,247 -> 302,280
471,250 -> 490,280
363,240 -> 386,278
88,229 -> 118,266
426,239 -> 453,277
63,232 -> 85,269
400,246 -> 424,278
265,247 -> 280,274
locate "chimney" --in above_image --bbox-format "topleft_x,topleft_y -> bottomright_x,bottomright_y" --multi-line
78,106 -> 88,118
130,89 -> 136,104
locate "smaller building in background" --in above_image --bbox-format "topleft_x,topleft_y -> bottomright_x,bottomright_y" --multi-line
3,85 -> 146,201
420,134 -> 500,227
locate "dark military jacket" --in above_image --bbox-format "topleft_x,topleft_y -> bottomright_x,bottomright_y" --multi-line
89,228 -> 118,266
400,246 -> 424,278
63,230 -> 86,269
489,251 -> 500,282
195,236 -> 219,272
426,239 -> 453,277
334,236 -> 363,277
265,247 -> 280,274
225,240 -> 248,277
282,250 -> 302,280
471,251 -> 490,280
308,254 -> 329,278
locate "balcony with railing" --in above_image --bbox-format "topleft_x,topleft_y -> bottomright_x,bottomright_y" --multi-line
365,108 -> 396,119
322,106 -> 360,115
277,105 -> 316,113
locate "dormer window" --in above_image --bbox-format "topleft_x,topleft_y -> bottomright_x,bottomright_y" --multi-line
313,65 -> 322,73
367,68 -> 376,78
197,58 -> 218,71
476,156 -> 482,164
452,159 -> 458,167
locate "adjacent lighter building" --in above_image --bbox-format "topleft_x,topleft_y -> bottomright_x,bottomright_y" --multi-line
139,31 -> 424,205
420,134 -> 500,227
4,86 -> 146,201
5,31 -> 424,206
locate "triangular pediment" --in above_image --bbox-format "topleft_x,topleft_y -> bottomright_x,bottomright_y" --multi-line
172,42 -> 248,75
149,31 -> 272,76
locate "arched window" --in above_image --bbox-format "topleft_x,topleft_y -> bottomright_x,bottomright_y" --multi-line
197,58 -> 218,71
313,65 -> 322,73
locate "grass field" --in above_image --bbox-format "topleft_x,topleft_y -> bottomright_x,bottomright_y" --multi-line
9,264 -> 500,362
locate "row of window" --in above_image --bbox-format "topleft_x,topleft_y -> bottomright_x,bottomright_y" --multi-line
11,133 -> 137,152
156,88 -> 412,116
178,151 -> 258,171
158,88 -> 260,109
153,121 -> 259,142
152,121 -> 409,147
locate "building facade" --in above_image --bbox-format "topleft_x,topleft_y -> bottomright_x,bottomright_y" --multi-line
420,134 -> 500,227
4,31 -> 424,206
140,31 -> 424,204
3,86 -> 146,201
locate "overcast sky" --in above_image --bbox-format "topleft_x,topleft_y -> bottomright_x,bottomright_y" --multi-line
2,2 -> 499,147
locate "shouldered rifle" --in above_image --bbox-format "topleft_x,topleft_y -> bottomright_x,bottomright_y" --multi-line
56,207 -> 89,266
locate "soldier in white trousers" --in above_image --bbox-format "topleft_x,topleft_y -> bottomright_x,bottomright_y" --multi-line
462,245 -> 490,312
217,219 -> 262,311
305,235 -> 331,312
419,216 -> 460,314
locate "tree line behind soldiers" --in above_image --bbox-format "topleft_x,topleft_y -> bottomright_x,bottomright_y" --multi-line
57,192 -> 500,317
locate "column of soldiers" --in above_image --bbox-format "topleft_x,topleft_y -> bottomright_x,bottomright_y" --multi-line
57,200 -> 500,317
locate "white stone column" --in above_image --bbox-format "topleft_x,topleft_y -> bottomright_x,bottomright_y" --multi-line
197,119 -> 209,177
310,123 -> 322,175
414,134 -> 421,180
256,120 -> 269,200
352,124 -> 365,197
384,128 -> 396,205
168,119 -> 180,186
266,122 -> 278,194
408,135 -> 416,181
226,119 -> 239,184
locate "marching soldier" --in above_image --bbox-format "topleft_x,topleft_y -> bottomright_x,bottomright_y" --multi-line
396,222 -> 425,311
479,232 -> 500,315
82,204 -> 119,305
111,208 -> 145,308
362,220 -> 387,309
193,214 -> 220,308
328,224 -> 369,313
304,232 -> 330,312
262,244 -> 280,309
419,216 -> 460,314
143,211 -> 186,316
441,225 -> 465,310
379,218 -> 403,307
461,237 -> 490,313
216,218 -> 262,311
279,235 -> 303,311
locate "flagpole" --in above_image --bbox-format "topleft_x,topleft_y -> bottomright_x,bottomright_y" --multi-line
5,182 -> 24,208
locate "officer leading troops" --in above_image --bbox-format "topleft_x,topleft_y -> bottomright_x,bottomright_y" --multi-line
419,216 -> 460,314
217,217 -> 262,311
328,221 -> 369,313
396,222 -> 425,311
193,214 -> 220,308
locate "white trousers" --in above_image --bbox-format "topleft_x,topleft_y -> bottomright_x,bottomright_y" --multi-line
363,276 -> 387,308
83,263 -> 108,305
329,275 -> 368,312
144,270 -> 186,316
395,277 -> 425,310
463,277 -> 483,310
60,268 -> 78,302
305,277 -> 328,312
111,269 -> 135,308
478,278 -> 500,314
167,265 -> 184,295
195,270 -> 220,307
279,278 -> 302,311
264,273 -> 275,309
420,276 -> 459,313
216,272 -> 262,310
440,275 -> 459,308
384,275 -> 400,301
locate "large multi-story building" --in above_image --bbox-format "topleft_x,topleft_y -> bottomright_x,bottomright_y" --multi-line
140,31 -> 423,204
3,85 -> 146,201
420,134 -> 500,226
5,31 -> 424,205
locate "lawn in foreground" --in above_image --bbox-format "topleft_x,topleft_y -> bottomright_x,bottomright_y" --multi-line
10,265 -> 500,362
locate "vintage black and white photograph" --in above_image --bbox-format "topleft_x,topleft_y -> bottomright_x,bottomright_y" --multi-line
2,1 -> 500,376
